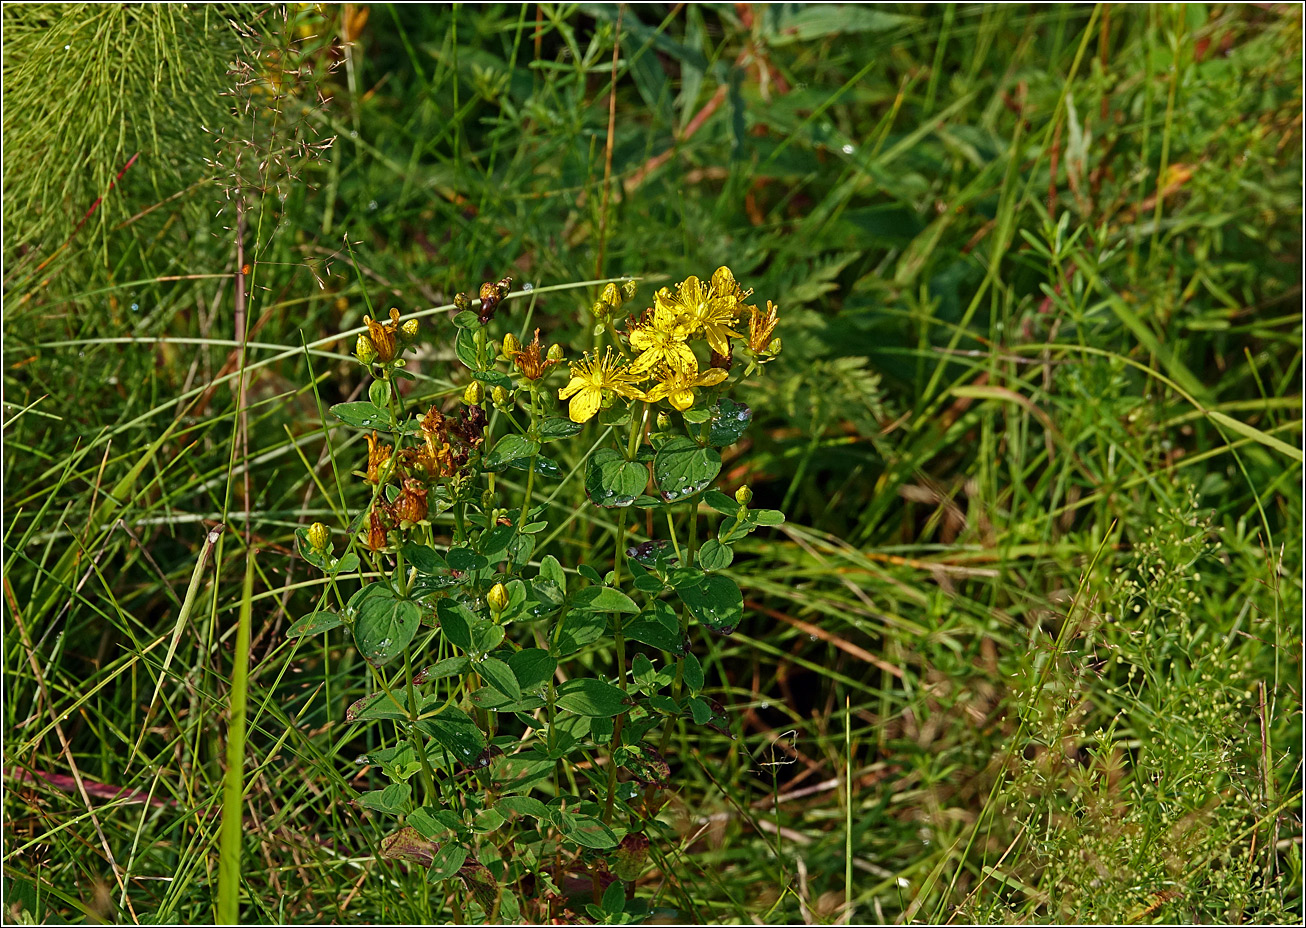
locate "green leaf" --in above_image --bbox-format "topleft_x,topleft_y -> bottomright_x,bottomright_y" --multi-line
287,609 -> 342,637
556,678 -> 630,717
473,369 -> 512,390
453,310 -> 482,329
553,611 -> 607,656
454,326 -> 479,369
676,574 -> 744,634
353,589 -> 420,665
508,648 -> 556,690
539,555 -> 566,594
618,744 -> 671,787
401,541 -> 447,574
446,546 -> 489,572
415,656 -> 469,683
703,490 -> 740,516
683,652 -> 704,694
427,844 -> 469,883
483,434 -> 539,471
653,437 -> 721,503
330,401 -> 390,430
586,448 -> 648,508
496,795 -> 549,820
569,586 -> 639,614
766,4 -> 916,45
696,538 -> 733,571
601,879 -> 626,916
356,782 -> 411,816
506,454 -> 561,479
538,417 -> 584,442
436,599 -> 475,651
420,709 -> 486,763
368,379 -> 391,409
555,811 -> 619,849
478,657 -> 521,701
623,601 -> 685,654
752,509 -> 786,526
708,398 -> 752,446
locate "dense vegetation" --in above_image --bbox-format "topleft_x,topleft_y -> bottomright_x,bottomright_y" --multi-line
3,4 -> 1301,923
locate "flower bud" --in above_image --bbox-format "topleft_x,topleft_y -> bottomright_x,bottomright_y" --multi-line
546,342 -> 565,362
307,522 -> 331,553
656,411 -> 671,431
401,318 -> 420,340
463,381 -> 484,405
601,282 -> 622,309
501,332 -> 521,359
491,385 -> 509,407
589,299 -> 609,321
355,333 -> 378,366
621,280 -> 638,302
766,337 -> 782,356
487,582 -> 509,615
735,484 -> 753,507
454,292 -> 471,313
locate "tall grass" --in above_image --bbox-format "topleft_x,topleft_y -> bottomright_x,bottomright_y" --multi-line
3,3 -> 1301,923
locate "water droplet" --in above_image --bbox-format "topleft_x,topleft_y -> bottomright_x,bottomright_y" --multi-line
521,282 -> 535,292
64,44 -> 70,50
841,143 -> 855,154
760,701 -> 769,709
130,303 -> 140,311
368,200 -> 378,211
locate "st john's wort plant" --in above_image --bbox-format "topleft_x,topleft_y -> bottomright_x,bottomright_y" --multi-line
288,267 -> 786,923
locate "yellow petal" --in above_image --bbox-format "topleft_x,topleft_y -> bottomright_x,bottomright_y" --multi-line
558,376 -> 586,400
667,342 -> 698,374
697,368 -> 728,387
628,326 -> 656,351
644,382 -> 669,403
630,347 -> 661,374
568,386 -> 601,423
669,388 -> 695,411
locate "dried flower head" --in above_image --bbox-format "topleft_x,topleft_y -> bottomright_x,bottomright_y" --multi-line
747,300 -> 779,354
514,329 -> 562,381
394,478 -> 429,524
365,431 -> 392,485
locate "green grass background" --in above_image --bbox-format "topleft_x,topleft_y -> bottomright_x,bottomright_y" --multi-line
3,3 -> 1302,923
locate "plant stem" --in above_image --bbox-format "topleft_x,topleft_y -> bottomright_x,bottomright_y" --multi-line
217,548 -> 256,925
404,647 -> 437,804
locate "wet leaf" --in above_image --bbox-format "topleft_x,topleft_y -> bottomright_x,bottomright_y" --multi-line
707,398 -> 752,446
653,437 -> 721,503
586,448 -> 648,508
618,744 -> 670,787
330,401 -> 390,430
353,587 -> 420,666
676,574 -> 743,634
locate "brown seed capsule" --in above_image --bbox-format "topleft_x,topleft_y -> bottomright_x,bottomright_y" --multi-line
394,478 -> 429,524
366,508 -> 390,551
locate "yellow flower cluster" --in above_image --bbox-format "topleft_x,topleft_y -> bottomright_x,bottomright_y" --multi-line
557,266 -> 776,422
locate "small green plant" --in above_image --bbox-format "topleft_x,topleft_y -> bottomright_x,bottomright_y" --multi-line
289,268 -> 785,923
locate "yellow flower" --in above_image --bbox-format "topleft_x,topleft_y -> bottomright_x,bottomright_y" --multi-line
628,300 -> 696,375
661,273 -> 743,356
643,359 -> 727,412
557,348 -> 643,423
